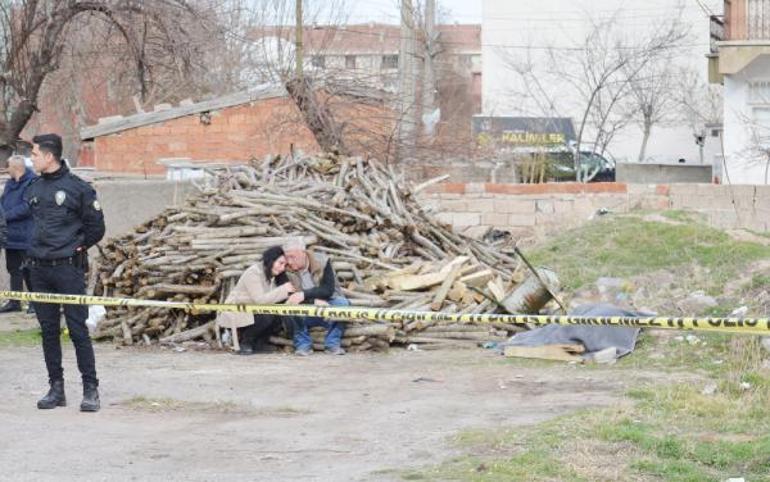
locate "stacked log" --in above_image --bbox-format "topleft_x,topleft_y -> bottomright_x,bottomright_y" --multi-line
94,153 -> 553,351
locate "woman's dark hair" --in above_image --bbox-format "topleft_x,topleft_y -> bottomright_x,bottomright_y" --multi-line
262,246 -> 285,281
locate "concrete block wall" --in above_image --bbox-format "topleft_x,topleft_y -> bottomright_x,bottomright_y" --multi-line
0,179 -> 194,290
93,179 -> 195,238
667,184 -> 770,232
616,163 -> 712,184
420,182 -> 770,235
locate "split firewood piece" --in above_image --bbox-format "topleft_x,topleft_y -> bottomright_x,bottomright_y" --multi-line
486,277 -> 507,305
159,321 -> 216,345
430,264 -> 464,311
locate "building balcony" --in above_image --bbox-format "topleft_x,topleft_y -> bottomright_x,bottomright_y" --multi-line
709,0 -> 770,83
724,0 -> 770,41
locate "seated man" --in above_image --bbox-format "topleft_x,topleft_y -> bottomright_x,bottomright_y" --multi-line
283,237 -> 349,356
217,246 -> 295,355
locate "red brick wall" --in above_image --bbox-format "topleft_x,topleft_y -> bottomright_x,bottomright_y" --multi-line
424,182 -> 629,196
92,97 -> 320,175
91,95 -> 398,174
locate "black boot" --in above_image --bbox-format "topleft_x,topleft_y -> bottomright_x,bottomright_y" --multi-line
37,380 -> 66,409
80,383 -> 100,412
0,302 -> 21,314
26,303 -> 35,315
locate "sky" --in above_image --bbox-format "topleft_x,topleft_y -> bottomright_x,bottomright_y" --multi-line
347,0 -> 483,24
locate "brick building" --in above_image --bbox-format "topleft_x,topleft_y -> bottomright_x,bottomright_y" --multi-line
80,84 -> 396,175
254,23 -> 482,155
300,23 -> 481,109
28,22 -> 481,166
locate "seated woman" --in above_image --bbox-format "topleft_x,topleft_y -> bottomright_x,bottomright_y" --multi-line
217,246 -> 295,355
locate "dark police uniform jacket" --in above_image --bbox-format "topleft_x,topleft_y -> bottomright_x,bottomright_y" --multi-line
24,164 -> 105,260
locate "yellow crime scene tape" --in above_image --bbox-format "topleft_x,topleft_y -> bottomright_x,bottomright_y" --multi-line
1,290 -> 769,336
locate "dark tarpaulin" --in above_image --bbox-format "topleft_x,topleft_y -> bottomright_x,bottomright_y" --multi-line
503,304 -> 644,359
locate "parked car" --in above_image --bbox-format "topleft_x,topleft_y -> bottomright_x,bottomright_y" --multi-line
548,150 -> 616,182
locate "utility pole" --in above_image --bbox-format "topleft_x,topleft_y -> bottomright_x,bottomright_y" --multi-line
295,0 -> 303,80
398,0 -> 417,160
421,0 -> 437,137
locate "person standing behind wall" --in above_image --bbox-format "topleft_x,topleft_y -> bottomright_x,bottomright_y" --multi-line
0,155 -> 36,313
25,134 -> 106,413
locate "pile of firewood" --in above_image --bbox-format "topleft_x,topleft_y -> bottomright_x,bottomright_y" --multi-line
94,153 -> 555,351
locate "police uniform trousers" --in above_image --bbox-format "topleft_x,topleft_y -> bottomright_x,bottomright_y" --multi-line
29,260 -> 97,386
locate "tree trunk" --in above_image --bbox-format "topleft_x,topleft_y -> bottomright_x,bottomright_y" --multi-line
575,88 -> 600,183
421,0 -> 436,138
285,78 -> 348,155
0,98 -> 37,166
638,117 -> 652,162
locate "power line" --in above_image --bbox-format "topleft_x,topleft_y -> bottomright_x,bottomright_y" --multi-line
692,0 -> 716,17
317,25 -> 709,52
215,6 -> 713,55
350,9 -> 713,24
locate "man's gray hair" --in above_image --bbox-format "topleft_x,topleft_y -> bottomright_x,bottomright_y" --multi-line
8,155 -> 25,167
282,236 -> 306,252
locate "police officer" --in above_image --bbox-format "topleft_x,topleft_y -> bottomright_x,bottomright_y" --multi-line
25,134 -> 105,412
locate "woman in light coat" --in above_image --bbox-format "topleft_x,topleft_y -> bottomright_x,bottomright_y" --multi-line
217,246 -> 295,354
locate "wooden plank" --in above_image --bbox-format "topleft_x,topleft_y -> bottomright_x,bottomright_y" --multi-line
365,262 -> 424,291
387,256 -> 467,291
430,264 -> 464,311
503,344 -> 585,362
439,256 -> 469,274
460,269 -> 494,288
486,277 -> 506,304
387,271 -> 447,291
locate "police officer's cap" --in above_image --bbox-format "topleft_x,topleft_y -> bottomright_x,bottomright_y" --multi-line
32,133 -> 63,160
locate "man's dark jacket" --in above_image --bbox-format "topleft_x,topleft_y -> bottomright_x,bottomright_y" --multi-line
1,168 -> 36,250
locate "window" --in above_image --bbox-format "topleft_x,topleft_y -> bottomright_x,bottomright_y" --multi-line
382,54 -> 398,69
345,55 -> 356,69
749,80 -> 770,105
311,55 -> 325,69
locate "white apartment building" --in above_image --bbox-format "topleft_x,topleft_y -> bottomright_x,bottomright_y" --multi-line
710,0 -> 770,184
482,0 -> 720,171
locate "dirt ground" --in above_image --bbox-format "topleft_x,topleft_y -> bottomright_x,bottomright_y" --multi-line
0,313 -> 671,482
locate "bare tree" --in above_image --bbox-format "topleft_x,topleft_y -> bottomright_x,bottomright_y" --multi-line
196,1 -> 473,163
0,0 -> 205,158
499,6 -> 690,181
730,104 -> 770,185
627,65 -> 678,162
203,0 -> 349,89
552,14 -> 689,180
673,66 -> 723,132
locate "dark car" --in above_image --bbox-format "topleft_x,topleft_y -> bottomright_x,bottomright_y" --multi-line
548,150 -> 616,182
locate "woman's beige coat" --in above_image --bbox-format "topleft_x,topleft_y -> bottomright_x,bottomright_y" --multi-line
216,264 -> 292,329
